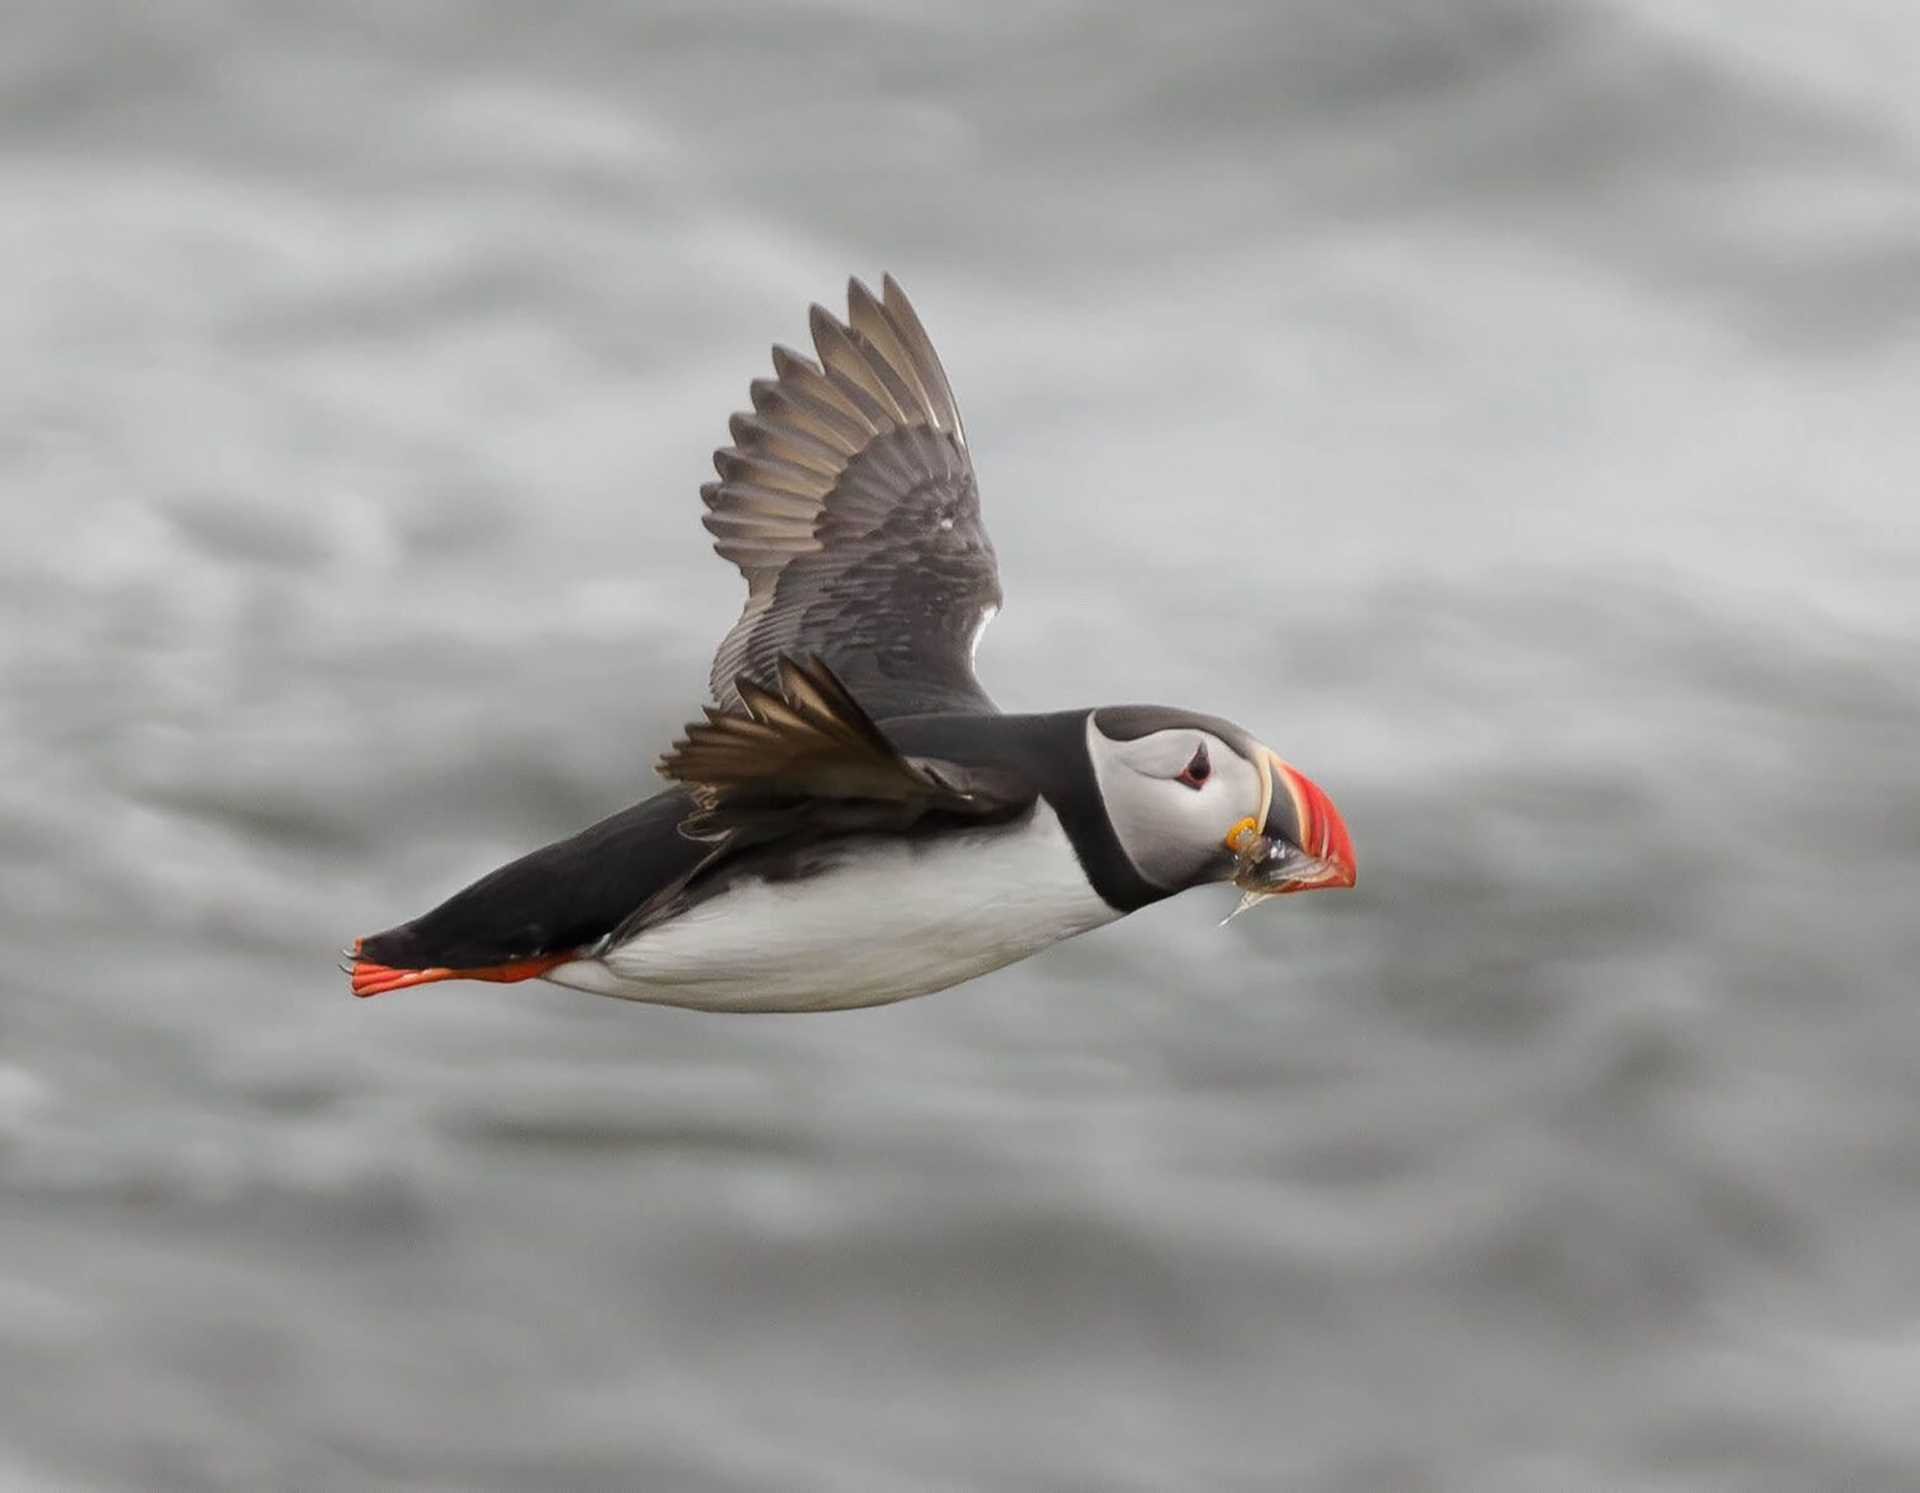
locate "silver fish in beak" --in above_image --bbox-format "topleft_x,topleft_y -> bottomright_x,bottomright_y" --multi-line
1221,750 -> 1357,923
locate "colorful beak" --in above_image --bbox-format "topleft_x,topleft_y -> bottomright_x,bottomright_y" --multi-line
1234,750 -> 1358,896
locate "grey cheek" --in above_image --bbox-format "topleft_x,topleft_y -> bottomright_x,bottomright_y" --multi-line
1087,722 -> 1225,889
1123,786 -> 1218,889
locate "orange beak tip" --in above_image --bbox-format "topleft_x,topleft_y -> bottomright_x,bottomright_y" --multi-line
1273,758 -> 1357,894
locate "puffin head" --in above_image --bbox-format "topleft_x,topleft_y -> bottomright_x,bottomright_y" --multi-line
1085,706 -> 1356,909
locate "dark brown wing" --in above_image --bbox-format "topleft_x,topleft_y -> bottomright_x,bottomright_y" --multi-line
701,277 -> 1000,718
657,656 -> 1032,843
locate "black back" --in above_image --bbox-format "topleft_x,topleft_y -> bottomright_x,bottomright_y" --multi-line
881,710 -> 1170,914
356,788 -> 709,971
357,706 -> 1177,973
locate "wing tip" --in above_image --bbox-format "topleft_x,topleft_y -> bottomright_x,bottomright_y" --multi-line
803,306 -> 843,362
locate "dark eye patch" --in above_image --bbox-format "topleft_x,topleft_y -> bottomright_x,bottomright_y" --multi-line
1176,742 -> 1210,789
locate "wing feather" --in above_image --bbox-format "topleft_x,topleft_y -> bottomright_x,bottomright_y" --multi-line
880,273 -> 966,444
713,450 -> 836,500
807,305 -> 914,426
659,656 -> 1031,843
701,278 -> 1000,719
846,278 -> 935,425
727,411 -> 848,476
749,377 -> 868,455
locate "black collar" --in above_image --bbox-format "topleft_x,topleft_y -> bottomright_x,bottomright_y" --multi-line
881,710 -> 1171,914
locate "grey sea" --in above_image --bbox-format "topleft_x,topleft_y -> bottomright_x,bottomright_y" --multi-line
4,2 -> 1918,1488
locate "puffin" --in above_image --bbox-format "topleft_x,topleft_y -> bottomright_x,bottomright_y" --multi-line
346,277 -> 1356,1013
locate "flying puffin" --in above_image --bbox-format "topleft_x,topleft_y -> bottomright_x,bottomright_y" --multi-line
346,277 -> 1356,1013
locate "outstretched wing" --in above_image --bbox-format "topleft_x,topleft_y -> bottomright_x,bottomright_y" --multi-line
658,656 -> 1032,845
701,276 -> 1000,719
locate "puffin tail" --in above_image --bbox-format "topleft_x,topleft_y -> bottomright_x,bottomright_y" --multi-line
342,935 -> 566,999
341,791 -> 706,1000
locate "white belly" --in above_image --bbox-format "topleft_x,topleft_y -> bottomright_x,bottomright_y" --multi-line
543,804 -> 1122,1012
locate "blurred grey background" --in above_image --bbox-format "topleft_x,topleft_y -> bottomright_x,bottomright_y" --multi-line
4,1 -> 1918,1489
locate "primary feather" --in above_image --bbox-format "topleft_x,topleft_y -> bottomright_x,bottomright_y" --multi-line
703,276 -> 1001,719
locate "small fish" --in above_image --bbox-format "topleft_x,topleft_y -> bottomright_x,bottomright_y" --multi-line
1221,834 -> 1345,925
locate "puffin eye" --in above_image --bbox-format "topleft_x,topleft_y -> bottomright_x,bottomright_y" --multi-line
1176,742 -> 1210,790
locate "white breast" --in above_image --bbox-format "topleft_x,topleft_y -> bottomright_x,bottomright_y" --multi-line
543,803 -> 1123,1013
